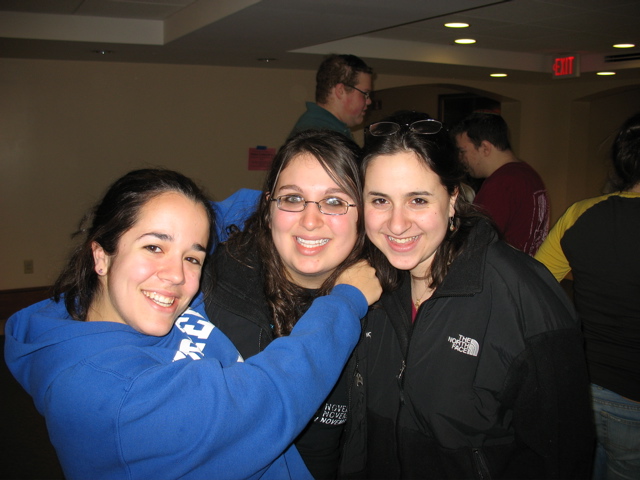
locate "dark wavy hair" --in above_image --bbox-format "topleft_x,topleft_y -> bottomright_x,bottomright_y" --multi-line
450,111 -> 512,151
53,168 -> 215,321
316,54 -> 373,104
363,111 -> 489,291
226,130 -> 364,337
610,112 -> 640,191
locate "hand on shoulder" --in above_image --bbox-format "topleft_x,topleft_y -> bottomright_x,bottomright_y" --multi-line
336,260 -> 381,306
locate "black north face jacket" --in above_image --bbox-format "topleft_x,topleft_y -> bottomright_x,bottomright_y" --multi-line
339,220 -> 595,480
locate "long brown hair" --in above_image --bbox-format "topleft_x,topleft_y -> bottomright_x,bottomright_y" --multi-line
225,130 -> 364,337
362,111 -> 489,292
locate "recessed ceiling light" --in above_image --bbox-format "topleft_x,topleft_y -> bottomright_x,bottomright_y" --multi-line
596,71 -> 616,76
454,38 -> 476,45
445,22 -> 469,28
257,58 -> 277,63
613,43 -> 635,49
490,73 -> 508,77
93,50 -> 113,55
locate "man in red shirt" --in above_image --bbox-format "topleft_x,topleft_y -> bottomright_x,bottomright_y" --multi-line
453,112 -> 549,255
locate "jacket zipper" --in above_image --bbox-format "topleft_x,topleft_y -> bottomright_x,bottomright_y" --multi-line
395,309 -> 413,477
338,317 -> 367,476
472,448 -> 492,480
397,360 -> 407,405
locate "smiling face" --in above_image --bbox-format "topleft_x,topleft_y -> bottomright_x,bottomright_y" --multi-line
90,192 -> 209,336
270,153 -> 359,289
364,150 -> 457,278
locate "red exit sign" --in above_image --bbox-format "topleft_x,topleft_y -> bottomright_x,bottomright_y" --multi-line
552,55 -> 579,78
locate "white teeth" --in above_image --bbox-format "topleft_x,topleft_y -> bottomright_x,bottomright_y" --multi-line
143,291 -> 175,307
296,237 -> 329,247
387,235 -> 418,245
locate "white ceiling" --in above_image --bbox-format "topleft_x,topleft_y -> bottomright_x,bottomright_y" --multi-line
1,0 -> 639,83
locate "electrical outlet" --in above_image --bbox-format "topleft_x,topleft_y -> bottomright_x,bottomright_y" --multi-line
24,259 -> 34,274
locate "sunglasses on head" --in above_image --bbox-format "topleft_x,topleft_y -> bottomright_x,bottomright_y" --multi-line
367,119 -> 443,136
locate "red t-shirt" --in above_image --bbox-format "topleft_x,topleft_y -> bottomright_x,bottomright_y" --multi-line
474,162 -> 549,255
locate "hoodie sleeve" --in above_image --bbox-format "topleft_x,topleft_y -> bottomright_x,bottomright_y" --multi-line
49,284 -> 367,480
211,188 -> 260,242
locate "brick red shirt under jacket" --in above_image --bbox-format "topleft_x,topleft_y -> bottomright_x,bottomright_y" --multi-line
474,161 -> 549,256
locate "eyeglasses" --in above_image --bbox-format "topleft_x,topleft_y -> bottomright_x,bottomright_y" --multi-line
345,84 -> 371,100
367,119 -> 443,136
270,195 -> 356,216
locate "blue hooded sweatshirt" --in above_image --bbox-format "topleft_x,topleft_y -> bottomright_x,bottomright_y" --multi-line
5,285 -> 366,480
4,187 -> 368,479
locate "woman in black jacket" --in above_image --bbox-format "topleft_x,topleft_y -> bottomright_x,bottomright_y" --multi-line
206,130 -> 367,480
339,110 -> 595,479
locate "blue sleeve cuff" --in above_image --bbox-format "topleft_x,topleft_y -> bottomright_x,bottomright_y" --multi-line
329,284 -> 368,319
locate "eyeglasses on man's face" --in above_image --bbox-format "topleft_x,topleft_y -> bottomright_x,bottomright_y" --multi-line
345,84 -> 372,100
367,119 -> 443,136
270,194 -> 356,215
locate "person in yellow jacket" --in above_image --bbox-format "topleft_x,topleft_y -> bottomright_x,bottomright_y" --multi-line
535,112 -> 640,480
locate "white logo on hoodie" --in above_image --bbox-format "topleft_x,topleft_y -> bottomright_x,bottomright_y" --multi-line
172,309 -> 212,361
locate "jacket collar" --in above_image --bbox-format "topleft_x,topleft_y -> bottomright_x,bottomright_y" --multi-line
378,219 -> 498,353
434,219 -> 497,298
375,219 -> 498,357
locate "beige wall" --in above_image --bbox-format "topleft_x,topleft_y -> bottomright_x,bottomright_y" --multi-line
371,80 -> 640,222
1,57 -> 639,289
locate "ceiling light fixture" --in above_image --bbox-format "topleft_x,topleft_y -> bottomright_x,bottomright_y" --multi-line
445,22 -> 469,28
613,43 -> 635,49
454,38 -> 476,45
93,50 -> 113,55
490,73 -> 507,77
257,58 -> 277,63
596,71 -> 616,76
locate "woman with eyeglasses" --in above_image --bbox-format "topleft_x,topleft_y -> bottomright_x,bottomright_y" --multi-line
205,130 -> 367,480
338,111 -> 595,479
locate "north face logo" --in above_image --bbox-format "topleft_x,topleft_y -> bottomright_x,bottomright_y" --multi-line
448,334 -> 480,356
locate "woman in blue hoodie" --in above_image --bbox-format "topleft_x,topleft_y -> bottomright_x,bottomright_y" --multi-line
4,168 -> 381,480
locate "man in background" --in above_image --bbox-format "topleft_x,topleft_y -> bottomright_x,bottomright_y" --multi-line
289,54 -> 373,141
452,112 -> 549,255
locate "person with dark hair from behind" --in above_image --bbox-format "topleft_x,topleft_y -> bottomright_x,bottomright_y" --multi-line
206,130 -> 365,479
535,112 -> 640,480
289,54 -> 373,141
4,168 -> 382,480
338,110 -> 594,479
451,112 -> 549,255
